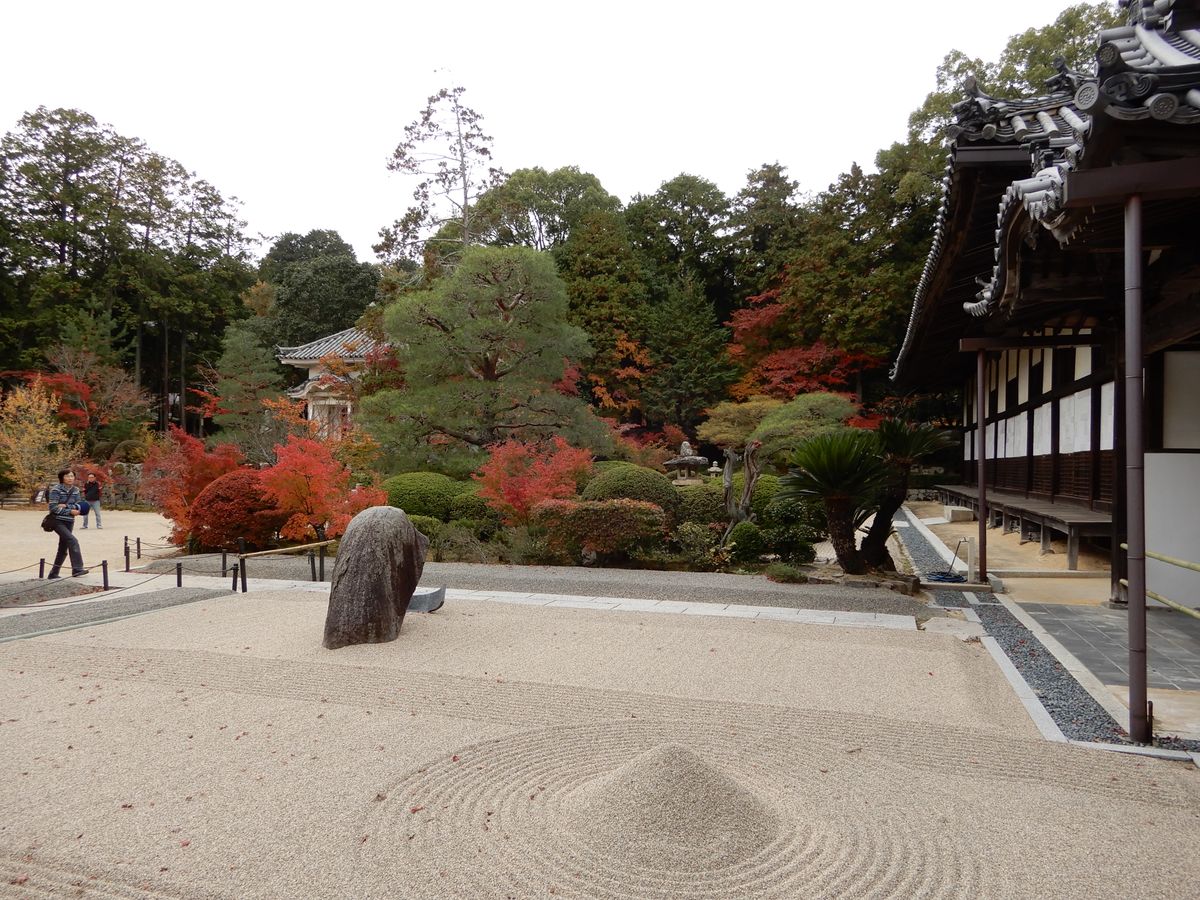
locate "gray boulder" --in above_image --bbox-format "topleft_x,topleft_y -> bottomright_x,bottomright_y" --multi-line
323,506 -> 429,649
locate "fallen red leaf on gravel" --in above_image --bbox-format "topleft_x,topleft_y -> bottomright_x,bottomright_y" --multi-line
410,806 -> 425,813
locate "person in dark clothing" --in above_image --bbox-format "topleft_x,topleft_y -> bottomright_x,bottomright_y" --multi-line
82,472 -> 102,528
47,468 -> 87,578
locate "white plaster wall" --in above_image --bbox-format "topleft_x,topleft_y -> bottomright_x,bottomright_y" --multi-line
1043,354 -> 1054,394
1017,350 -> 1029,404
1100,382 -> 1114,451
987,422 -> 996,458
1008,412 -> 1027,457
1072,388 -> 1091,452
1075,346 -> 1091,380
1164,351 -> 1200,449
1033,405 -> 1052,455
1059,395 -> 1075,452
1145,453 -> 1200,610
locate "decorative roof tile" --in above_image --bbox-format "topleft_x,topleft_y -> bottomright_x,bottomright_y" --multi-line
892,0 -> 1200,377
277,327 -> 385,364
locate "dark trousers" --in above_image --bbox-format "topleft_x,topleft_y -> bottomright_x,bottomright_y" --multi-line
49,517 -> 85,576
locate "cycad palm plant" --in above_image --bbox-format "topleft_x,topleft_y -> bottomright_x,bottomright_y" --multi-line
859,419 -> 956,569
779,429 -> 886,575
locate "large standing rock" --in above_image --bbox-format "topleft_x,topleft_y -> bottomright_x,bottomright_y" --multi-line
323,506 -> 429,649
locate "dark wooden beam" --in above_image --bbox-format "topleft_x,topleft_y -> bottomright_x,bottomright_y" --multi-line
1063,158 -> 1200,208
954,146 -> 1032,166
959,334 -> 1109,351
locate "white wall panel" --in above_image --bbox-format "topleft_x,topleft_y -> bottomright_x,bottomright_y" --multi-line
1033,405 -> 1052,455
1017,350 -> 1029,404
1075,346 -> 1092,379
1146,453 -> 1200,610
1058,395 -> 1074,451
1164,351 -> 1200,449
1008,412 -> 1027,457
1100,382 -> 1114,451
1043,356 -> 1054,394
1073,388 -> 1091,452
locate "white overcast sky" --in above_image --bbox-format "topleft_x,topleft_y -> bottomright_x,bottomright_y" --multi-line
2,0 -> 1094,262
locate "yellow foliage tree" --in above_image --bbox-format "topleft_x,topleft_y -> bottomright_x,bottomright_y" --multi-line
0,379 -> 81,496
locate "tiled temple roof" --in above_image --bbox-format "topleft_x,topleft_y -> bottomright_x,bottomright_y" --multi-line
277,327 -> 384,365
893,0 -> 1200,378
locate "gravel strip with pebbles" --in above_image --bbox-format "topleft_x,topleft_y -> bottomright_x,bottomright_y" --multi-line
0,586 -> 226,641
897,508 -> 1200,752
140,554 -> 938,617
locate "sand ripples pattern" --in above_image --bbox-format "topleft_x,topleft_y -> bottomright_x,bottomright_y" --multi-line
358,721 -> 981,898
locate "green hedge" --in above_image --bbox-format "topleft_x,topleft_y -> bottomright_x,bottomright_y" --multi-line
581,464 -> 680,522
382,472 -> 469,520
407,514 -> 442,539
728,520 -> 766,562
677,481 -> 725,525
532,498 -> 666,563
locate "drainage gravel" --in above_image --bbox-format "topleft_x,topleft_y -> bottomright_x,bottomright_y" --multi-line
896,510 -> 1200,753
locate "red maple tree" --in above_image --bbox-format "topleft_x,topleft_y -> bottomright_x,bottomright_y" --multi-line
259,435 -> 386,541
474,437 -> 594,525
141,427 -> 244,544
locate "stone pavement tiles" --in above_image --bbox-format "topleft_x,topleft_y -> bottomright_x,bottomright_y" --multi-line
1021,603 -> 1200,691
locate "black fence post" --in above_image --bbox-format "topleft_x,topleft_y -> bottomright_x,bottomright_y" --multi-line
101,560 -> 109,590
309,550 -> 316,582
124,545 -> 131,572
176,562 -> 182,587
230,563 -> 239,593
39,559 -> 45,579
221,549 -> 228,578
136,537 -> 141,560
237,538 -> 247,593
319,544 -> 326,582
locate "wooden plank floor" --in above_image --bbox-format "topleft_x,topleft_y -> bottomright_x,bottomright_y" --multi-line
935,484 -> 1112,526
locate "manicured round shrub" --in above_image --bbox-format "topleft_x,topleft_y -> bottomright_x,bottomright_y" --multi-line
532,498 -> 667,563
446,517 -> 497,540
581,464 -> 680,523
382,472 -> 468,520
727,520 -> 767,562
672,521 -> 729,572
448,486 -> 495,522
677,481 -> 726,525
406,514 -> 442,539
189,469 -> 288,551
763,524 -> 817,565
114,438 -> 150,463
761,495 -> 827,537
730,472 -> 781,519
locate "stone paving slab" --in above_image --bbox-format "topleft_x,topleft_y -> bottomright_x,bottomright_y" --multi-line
1020,603 -> 1200,691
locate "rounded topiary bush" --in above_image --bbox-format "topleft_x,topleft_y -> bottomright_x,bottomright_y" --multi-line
729,472 -> 780,520
763,524 -> 817,565
581,464 -> 680,523
406,514 -> 442,539
382,472 -> 468,521
761,495 -> 826,537
189,469 -> 288,551
728,520 -> 767,562
677,480 -> 726,525
449,486 -> 503,529
764,562 -> 808,583
532,498 -> 667,564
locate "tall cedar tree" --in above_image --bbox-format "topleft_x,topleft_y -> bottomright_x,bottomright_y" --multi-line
639,283 -> 737,431
211,324 -> 284,463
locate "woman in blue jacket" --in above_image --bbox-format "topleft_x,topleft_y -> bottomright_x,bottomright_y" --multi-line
47,468 -> 87,578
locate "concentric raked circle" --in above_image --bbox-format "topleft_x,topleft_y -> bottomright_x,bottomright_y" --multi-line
357,720 -> 979,898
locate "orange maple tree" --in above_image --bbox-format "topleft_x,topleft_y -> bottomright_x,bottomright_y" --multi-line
259,435 -> 385,540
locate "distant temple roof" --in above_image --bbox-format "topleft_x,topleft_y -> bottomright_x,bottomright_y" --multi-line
277,327 -> 385,366
892,0 -> 1200,384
